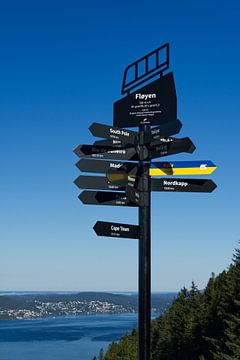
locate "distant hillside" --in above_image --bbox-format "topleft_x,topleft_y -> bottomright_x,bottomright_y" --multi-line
0,292 -> 176,320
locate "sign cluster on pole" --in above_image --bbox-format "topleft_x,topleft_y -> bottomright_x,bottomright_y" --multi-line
74,43 -> 217,360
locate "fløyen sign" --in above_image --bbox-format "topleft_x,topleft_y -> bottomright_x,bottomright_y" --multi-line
114,72 -> 177,128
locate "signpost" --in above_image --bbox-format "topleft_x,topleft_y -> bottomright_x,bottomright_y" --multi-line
74,43 -> 217,360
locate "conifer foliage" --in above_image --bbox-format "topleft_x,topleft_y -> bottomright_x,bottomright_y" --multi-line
93,245 -> 240,360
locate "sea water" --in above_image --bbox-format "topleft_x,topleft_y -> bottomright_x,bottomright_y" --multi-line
0,313 -> 158,360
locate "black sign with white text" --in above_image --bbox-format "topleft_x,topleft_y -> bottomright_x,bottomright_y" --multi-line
93,221 -> 139,239
79,191 -> 137,207
89,122 -> 137,144
145,119 -> 182,144
93,139 -> 128,147
149,137 -> 195,159
74,175 -> 126,191
114,72 -> 177,128
74,144 -> 139,161
126,188 -> 142,206
76,159 -> 126,173
106,162 -> 138,186
151,178 -> 217,193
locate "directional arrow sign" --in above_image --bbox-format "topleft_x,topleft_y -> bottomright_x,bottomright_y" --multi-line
145,119 -> 182,144
149,137 -> 195,159
93,139 -> 128,148
89,122 -> 137,145
126,188 -> 142,206
95,121 -> 182,149
74,144 -> 139,161
93,221 -> 140,239
74,175 -> 126,191
149,160 -> 217,176
151,178 -> 217,192
106,163 -> 138,186
76,159 -> 126,173
106,171 -> 139,190
79,191 -> 137,206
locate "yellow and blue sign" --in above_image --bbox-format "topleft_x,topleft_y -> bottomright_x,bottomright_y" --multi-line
149,160 -> 217,176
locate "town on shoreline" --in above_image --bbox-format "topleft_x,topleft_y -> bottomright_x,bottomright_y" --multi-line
0,292 -> 176,320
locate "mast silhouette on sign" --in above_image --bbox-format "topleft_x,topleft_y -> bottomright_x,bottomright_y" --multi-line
74,43 -> 217,360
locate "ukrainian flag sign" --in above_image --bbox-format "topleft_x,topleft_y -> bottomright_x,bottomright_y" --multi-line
149,160 -> 217,176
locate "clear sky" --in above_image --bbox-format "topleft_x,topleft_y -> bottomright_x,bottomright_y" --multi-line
0,0 -> 239,292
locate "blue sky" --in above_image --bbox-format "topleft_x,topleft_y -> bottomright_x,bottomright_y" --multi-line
0,0 -> 239,291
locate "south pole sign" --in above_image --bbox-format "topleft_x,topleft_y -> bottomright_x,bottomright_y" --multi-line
74,43 -> 217,360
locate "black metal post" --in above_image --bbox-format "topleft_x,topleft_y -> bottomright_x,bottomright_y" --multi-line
138,123 -> 151,360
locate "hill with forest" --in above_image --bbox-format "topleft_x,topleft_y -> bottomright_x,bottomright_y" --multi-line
93,246 -> 240,360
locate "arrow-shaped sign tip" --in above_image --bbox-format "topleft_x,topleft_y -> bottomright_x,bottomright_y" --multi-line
210,181 -> 218,192
88,122 -> 96,135
93,221 -> 99,234
186,138 -> 196,153
189,143 -> 196,153
177,119 -> 183,132
73,177 -> 79,187
78,191 -> 92,204
73,145 -> 82,156
75,159 -> 82,170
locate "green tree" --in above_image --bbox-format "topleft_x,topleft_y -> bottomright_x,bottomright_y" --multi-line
101,245 -> 240,360
203,268 -> 235,359
99,348 -> 104,360
214,247 -> 240,359
151,285 -> 203,360
104,329 -> 138,360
